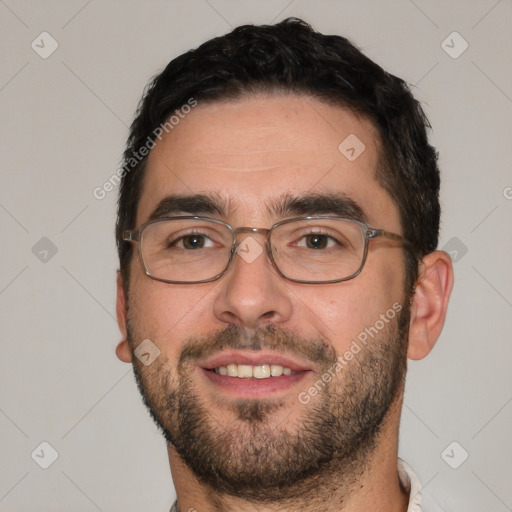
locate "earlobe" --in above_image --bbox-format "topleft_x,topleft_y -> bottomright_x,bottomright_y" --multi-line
116,272 -> 132,363
116,339 -> 132,363
407,251 -> 454,360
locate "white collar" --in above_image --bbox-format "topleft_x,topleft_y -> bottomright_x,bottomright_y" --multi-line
398,458 -> 423,512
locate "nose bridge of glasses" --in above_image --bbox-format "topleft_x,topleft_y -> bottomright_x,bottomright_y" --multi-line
232,226 -> 271,244
230,226 -> 273,262
233,226 -> 270,234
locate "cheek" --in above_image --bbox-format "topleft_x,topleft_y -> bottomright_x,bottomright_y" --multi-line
286,284 -> 365,349
127,274 -> 218,353
293,267 -> 405,351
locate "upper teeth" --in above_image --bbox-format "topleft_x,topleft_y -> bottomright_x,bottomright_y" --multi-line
214,364 -> 292,379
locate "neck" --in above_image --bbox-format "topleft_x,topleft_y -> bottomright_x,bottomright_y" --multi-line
167,398 -> 410,512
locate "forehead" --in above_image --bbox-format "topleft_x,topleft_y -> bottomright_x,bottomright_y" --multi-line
136,94 -> 399,229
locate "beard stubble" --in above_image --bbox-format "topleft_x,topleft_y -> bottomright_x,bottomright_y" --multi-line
128,309 -> 409,503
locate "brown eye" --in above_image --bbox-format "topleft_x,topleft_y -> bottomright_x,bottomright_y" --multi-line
304,234 -> 329,249
168,233 -> 215,250
181,234 -> 206,249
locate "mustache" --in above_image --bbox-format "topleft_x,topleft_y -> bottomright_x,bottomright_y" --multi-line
179,324 -> 337,369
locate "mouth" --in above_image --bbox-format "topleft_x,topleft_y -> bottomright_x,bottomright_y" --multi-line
198,351 -> 313,399
212,363 -> 293,379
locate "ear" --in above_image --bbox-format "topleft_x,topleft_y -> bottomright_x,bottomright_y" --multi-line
115,271 -> 132,363
407,251 -> 454,360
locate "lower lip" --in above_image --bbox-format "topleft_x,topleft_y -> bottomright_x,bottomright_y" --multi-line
200,368 -> 311,398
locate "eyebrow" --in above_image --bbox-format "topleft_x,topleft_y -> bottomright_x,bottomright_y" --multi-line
147,193 -> 229,222
269,192 -> 368,224
147,192 -> 368,225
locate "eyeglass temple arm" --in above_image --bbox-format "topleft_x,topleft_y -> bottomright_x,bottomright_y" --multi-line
123,230 -> 139,242
367,228 -> 414,249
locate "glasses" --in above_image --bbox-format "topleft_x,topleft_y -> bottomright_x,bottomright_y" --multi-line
123,216 -> 412,285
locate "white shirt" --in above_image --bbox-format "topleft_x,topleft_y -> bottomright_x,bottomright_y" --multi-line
169,459 -> 424,512
398,458 -> 423,511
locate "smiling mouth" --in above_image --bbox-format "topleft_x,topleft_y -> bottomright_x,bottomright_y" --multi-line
199,349 -> 313,398
212,364 -> 293,379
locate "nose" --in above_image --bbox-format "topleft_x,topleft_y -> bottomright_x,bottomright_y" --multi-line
212,233 -> 293,329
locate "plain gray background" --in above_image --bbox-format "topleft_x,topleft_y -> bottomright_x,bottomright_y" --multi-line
1,1 -> 511,511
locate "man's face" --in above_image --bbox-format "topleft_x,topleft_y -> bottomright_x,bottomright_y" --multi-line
120,94 -> 410,499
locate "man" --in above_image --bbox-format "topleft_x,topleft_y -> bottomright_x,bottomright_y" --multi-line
114,18 -> 453,512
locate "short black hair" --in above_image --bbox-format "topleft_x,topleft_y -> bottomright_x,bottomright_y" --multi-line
116,17 -> 440,293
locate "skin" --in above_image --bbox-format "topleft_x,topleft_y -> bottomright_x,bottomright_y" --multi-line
115,94 -> 453,512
